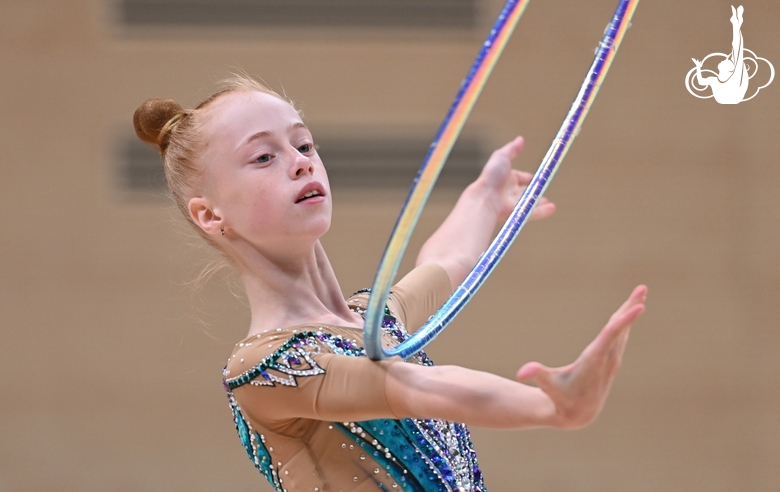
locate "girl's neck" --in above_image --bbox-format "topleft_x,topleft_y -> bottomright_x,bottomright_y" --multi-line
238,240 -> 363,336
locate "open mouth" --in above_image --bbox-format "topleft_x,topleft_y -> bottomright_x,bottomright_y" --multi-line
295,190 -> 322,203
296,189 -> 323,203
295,181 -> 326,203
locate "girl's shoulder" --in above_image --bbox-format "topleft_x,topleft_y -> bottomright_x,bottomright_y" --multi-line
223,324 -> 367,388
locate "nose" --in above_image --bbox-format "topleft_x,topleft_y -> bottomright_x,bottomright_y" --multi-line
290,150 -> 314,179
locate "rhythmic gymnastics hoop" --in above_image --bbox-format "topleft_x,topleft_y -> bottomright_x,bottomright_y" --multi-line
364,0 -> 640,360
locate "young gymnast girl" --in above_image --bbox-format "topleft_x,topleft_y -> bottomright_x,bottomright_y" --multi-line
134,75 -> 646,491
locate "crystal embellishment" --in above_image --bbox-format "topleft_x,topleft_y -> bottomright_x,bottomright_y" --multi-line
223,291 -> 486,491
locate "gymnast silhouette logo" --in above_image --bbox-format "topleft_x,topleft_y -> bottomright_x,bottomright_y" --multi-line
685,5 -> 774,104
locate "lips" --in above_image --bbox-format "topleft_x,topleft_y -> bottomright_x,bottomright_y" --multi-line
295,181 -> 326,203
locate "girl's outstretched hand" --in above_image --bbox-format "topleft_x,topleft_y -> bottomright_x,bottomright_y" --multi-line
478,136 -> 556,223
516,285 -> 648,429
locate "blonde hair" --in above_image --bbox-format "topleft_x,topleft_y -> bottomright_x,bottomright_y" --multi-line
133,74 -> 294,251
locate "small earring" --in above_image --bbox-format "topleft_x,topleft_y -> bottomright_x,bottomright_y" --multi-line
220,227 -> 225,236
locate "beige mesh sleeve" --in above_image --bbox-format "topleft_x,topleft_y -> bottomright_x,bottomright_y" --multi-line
386,263 -> 453,332
233,354 -> 402,428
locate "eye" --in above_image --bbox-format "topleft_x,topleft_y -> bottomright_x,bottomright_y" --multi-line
297,143 -> 314,154
255,153 -> 272,164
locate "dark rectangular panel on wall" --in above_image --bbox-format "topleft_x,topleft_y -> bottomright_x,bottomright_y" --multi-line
120,0 -> 477,28
317,138 -> 484,188
122,139 -> 167,191
120,135 -> 484,193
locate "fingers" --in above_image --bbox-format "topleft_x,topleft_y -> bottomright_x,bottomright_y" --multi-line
539,286 -> 648,373
514,170 -> 533,185
530,201 -> 556,221
628,284 -> 648,304
606,303 -> 645,340
481,138 -> 524,186
609,285 -> 647,322
483,137 -> 560,222
592,303 -> 645,358
488,137 -> 525,166
613,326 -> 631,362
497,136 -> 524,161
515,287 -> 648,430
604,303 -> 645,340
590,286 -> 647,359
510,170 -> 556,221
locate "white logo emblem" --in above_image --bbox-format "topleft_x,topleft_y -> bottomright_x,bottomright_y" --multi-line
685,5 -> 774,104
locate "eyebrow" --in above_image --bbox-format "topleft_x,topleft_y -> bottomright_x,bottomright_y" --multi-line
240,122 -> 308,149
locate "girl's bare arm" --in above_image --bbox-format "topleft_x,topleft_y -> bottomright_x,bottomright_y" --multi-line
416,137 -> 555,289
385,286 -> 647,429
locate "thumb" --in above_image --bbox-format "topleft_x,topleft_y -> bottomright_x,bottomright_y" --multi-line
517,361 -> 555,387
503,136 -> 525,161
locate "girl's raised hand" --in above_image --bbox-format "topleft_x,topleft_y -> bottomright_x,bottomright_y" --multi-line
516,285 -> 648,429
478,136 -> 556,223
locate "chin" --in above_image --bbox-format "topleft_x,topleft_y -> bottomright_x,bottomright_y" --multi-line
301,216 -> 332,241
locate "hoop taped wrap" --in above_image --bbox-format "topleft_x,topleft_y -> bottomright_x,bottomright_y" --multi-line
364,0 -> 639,360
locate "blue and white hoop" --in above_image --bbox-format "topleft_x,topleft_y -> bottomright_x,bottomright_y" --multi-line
364,0 -> 639,360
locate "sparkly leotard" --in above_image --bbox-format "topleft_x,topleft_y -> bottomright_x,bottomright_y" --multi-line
223,264 -> 486,491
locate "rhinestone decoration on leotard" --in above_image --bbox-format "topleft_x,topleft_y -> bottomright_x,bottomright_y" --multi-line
224,379 -> 283,491
224,331 -> 363,390
245,339 -> 324,387
224,296 -> 486,491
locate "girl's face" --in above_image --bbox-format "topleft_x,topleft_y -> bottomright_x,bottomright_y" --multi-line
193,91 -> 331,254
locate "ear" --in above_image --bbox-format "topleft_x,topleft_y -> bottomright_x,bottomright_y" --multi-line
188,196 -> 224,236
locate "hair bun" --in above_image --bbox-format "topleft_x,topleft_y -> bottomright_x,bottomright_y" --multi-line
133,98 -> 184,147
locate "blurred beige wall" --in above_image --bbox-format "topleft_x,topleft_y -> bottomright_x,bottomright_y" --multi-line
1,0 -> 779,490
